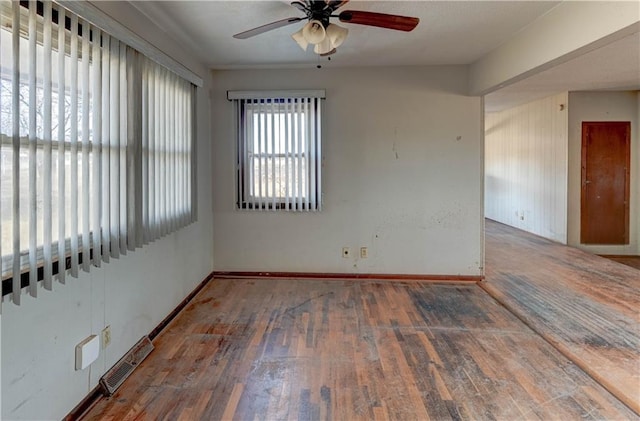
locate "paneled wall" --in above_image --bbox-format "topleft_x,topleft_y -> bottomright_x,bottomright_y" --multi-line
485,93 -> 569,243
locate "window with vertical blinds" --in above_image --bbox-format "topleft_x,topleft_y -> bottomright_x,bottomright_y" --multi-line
0,1 -> 196,309
230,90 -> 323,211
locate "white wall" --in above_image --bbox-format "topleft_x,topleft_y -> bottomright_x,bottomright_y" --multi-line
211,66 -> 484,276
567,91 -> 640,254
1,3 -> 214,420
470,2 -> 640,94
484,93 -> 569,243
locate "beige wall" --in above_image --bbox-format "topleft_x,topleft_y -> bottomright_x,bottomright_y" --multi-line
567,91 -> 640,254
1,3 -> 214,420
470,2 -> 640,94
211,66 -> 484,276
485,93 -> 569,243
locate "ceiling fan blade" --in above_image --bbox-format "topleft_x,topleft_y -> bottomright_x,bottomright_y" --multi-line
233,17 -> 304,39
326,0 -> 349,12
338,10 -> 419,32
291,1 -> 308,13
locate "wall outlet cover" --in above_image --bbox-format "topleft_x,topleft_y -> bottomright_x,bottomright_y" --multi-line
360,247 -> 368,258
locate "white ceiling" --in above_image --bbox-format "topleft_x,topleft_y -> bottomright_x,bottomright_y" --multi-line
132,1 -> 561,68
485,31 -> 640,111
131,1 -> 639,110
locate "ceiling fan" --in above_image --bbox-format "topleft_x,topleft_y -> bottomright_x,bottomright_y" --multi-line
233,0 -> 420,56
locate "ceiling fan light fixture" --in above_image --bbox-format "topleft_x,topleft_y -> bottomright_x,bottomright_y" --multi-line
313,36 -> 333,55
319,48 -> 337,57
302,20 -> 326,44
291,28 -> 309,51
325,23 -> 348,49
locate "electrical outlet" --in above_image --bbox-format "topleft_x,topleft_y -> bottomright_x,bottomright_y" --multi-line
342,247 -> 350,258
360,247 -> 368,258
101,325 -> 112,349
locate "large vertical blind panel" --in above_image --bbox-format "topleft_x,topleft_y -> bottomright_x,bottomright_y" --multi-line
140,57 -> 194,241
0,1 -> 196,310
233,94 -> 322,211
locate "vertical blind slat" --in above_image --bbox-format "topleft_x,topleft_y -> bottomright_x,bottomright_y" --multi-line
247,100 -> 252,204
56,7 -> 67,284
309,98 -> 316,212
270,100 -> 276,211
109,39 -> 120,259
128,47 -> 142,249
101,33 -> 111,263
160,68 -> 167,236
153,65 -> 159,238
284,99 -> 290,211
28,0 -> 37,296
237,100 -> 243,209
69,13 -> 79,277
0,0 -> 5,306
11,1 -> 21,304
257,100 -> 263,209
119,44 -> 127,254
178,79 -> 183,221
179,80 -> 185,224
81,22 -> 91,272
42,1 -> 53,287
169,74 -> 176,229
149,65 -> 157,239
190,84 -> 196,222
141,59 -> 149,244
303,98 -> 310,211
91,28 -> 102,268
296,98 -> 302,211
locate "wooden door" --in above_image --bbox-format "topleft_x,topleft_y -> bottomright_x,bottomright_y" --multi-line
581,121 -> 630,244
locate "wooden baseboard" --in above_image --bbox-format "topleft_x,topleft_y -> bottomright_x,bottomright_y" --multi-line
149,272 -> 214,340
64,386 -> 103,421
212,271 -> 483,283
598,254 -> 640,258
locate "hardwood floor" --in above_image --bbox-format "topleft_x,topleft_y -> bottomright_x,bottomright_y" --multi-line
84,278 -> 636,420
483,219 -> 640,415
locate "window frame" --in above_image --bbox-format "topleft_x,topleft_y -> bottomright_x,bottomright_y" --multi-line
231,91 -> 324,212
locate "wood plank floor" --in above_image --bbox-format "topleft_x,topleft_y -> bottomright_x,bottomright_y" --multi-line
482,219 -> 640,415
84,278 -> 636,420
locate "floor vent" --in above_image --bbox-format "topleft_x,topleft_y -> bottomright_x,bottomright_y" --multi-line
100,336 -> 154,396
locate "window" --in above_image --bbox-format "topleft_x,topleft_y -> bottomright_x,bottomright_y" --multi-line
0,1 -> 196,307
230,91 -> 324,211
